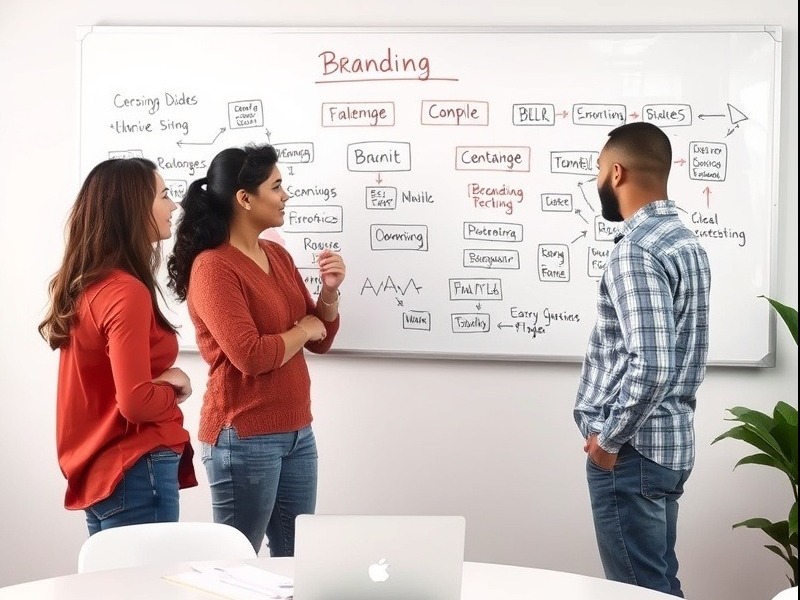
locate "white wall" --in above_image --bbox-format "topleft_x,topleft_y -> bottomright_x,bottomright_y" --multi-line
0,1 -> 796,599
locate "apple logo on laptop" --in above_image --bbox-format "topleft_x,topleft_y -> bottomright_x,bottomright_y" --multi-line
368,558 -> 390,583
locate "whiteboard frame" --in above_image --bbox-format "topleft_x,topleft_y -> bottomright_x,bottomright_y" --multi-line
75,25 -> 783,366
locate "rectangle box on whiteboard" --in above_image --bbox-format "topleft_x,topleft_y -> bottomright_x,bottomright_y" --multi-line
283,206 -> 343,233
370,224 -> 428,250
347,142 -> 411,172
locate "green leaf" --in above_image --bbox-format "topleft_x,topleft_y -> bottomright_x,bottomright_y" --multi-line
771,421 -> 800,479
725,408 -> 788,462
711,424 -> 761,448
715,425 -> 789,467
733,517 -> 775,529
764,544 -> 790,563
790,502 -> 798,539
760,296 -> 799,345
734,519 -> 791,547
735,452 -> 788,472
770,403 -> 800,489
763,521 -> 792,545
774,401 -> 799,428
729,406 -> 774,431
788,554 -> 798,587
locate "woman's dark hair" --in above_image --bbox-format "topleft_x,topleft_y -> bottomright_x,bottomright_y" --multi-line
38,158 -> 176,349
167,144 -> 279,302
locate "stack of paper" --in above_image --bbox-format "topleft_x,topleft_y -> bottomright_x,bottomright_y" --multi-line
164,563 -> 294,599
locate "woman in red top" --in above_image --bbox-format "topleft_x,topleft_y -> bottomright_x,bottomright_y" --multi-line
39,158 -> 197,535
167,145 -> 345,555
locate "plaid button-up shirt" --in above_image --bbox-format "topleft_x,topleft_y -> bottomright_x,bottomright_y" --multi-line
574,200 -> 711,471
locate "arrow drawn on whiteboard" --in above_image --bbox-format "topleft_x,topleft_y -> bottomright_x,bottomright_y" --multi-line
571,230 -> 588,244
629,111 -> 639,120
697,114 -> 725,120
675,205 -> 688,215
176,127 -> 226,148
574,209 -> 588,224
557,110 -> 569,119
577,180 -> 596,212
728,103 -> 748,125
725,124 -> 740,137
497,322 -> 514,330
476,302 -> 482,310
395,297 -> 404,306
673,158 -> 686,166
376,173 -> 383,184
702,186 -> 712,208
265,128 -> 272,142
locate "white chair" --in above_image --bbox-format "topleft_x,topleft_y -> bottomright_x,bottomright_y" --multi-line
771,586 -> 798,600
77,522 -> 257,573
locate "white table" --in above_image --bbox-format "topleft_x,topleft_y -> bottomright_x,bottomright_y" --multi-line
0,558 -> 677,599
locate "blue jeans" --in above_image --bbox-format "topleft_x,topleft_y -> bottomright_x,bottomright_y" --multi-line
201,425 -> 317,557
84,450 -> 181,536
587,443 -> 692,597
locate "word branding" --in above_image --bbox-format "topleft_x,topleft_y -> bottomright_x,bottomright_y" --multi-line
319,48 -> 431,81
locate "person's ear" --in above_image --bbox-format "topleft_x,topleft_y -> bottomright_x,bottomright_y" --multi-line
612,162 -> 627,187
235,189 -> 252,211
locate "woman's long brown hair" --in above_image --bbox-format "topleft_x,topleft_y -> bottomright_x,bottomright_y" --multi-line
38,158 -> 176,350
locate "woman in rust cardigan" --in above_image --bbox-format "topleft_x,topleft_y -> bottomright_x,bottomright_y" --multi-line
167,144 -> 345,556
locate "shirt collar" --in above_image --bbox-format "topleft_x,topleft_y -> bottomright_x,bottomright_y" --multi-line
619,199 -> 677,238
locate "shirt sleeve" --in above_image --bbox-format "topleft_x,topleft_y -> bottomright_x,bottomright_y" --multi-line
598,243 -> 676,453
190,256 -> 286,376
95,278 -> 177,424
294,267 -> 340,354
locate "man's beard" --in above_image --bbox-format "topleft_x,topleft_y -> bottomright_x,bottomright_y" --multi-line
598,180 -> 623,222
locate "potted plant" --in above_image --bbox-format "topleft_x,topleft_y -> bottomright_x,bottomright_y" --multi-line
712,296 -> 798,587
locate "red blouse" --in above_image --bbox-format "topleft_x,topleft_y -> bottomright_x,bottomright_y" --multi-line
56,270 -> 196,510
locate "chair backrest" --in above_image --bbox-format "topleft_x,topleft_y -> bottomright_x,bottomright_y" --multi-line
77,522 -> 257,573
771,587 -> 798,600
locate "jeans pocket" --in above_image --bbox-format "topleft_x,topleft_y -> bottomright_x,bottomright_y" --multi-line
149,449 -> 180,462
640,456 -> 681,499
587,455 -> 614,473
586,456 -> 614,473
88,478 -> 126,520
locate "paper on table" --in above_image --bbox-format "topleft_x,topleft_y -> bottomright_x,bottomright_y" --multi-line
164,563 -> 294,599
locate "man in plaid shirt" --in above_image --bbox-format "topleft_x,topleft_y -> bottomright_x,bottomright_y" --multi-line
574,122 -> 711,598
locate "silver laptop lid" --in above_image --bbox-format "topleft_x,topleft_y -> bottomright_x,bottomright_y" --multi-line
294,515 -> 466,600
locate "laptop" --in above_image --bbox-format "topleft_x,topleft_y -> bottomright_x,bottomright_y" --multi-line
293,515 -> 466,600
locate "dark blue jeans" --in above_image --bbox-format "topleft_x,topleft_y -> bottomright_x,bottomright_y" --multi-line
84,450 -> 181,536
201,425 -> 318,557
587,443 -> 692,597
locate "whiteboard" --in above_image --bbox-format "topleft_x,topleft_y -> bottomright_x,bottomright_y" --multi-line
76,26 -> 782,365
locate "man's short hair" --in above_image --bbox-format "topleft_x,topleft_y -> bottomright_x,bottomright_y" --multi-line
604,122 -> 672,179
